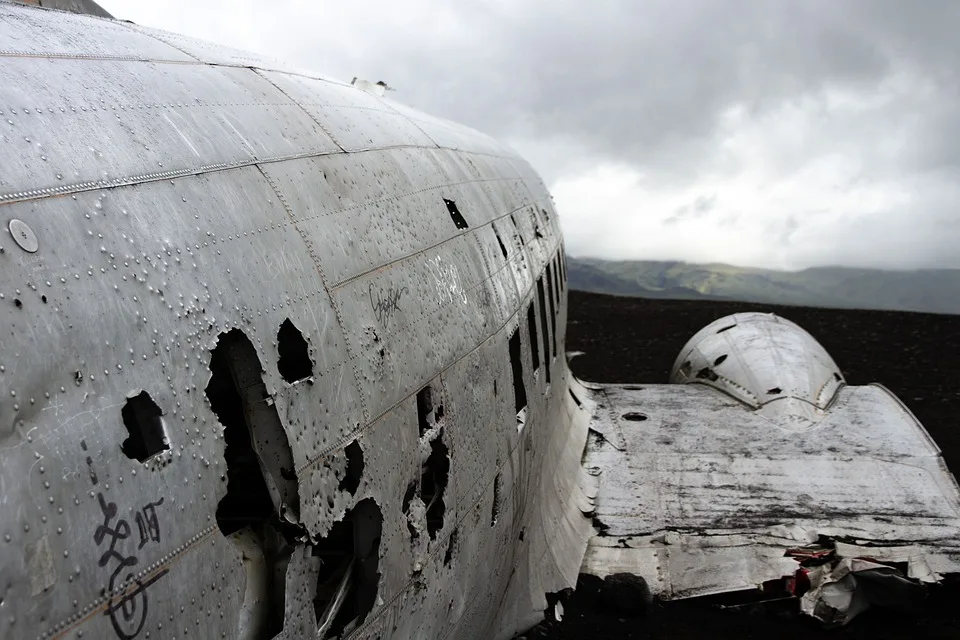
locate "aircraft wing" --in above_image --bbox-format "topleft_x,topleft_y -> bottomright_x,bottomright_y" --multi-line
574,312 -> 960,624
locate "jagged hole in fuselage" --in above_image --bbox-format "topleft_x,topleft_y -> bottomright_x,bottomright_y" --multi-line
207,329 -> 291,639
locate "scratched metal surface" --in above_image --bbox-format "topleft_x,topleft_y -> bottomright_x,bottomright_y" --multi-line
581,380 -> 960,599
0,4 -> 590,640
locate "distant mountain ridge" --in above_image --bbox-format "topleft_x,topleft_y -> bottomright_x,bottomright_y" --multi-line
566,256 -> 960,315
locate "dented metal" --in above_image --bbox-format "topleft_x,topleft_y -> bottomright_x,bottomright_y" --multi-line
0,3 -> 588,639
671,312 -> 846,423
583,314 -> 960,623
1,3 -> 957,638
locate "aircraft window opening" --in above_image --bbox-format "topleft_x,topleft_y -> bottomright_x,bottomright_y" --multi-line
696,367 -> 719,382
552,258 -> 561,307
443,528 -> 458,566
547,259 -> 555,307
421,430 -> 450,540
509,213 -> 524,244
622,412 -> 648,422
509,327 -> 527,420
313,499 -> 383,639
491,473 -> 501,526
527,303 -> 540,372
545,271 -> 557,360
714,354 -> 728,366
767,387 -> 782,395
444,198 -> 469,230
417,385 -> 443,437
532,208 -> 544,239
338,440 -> 364,495
120,391 -> 169,462
537,278 -> 552,383
277,318 -> 313,383
547,261 -> 555,308
493,224 -> 508,259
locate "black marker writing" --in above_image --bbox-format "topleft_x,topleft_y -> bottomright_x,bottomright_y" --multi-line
94,492 -> 168,640
134,498 -> 164,550
369,282 -> 408,329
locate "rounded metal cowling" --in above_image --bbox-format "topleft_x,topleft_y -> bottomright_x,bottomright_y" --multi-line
670,312 -> 845,422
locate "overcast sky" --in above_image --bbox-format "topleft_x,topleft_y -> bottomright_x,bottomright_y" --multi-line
101,1 -> 960,271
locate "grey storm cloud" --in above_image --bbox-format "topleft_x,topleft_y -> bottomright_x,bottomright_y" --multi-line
664,195 -> 717,226
102,0 -> 960,269
349,1 -> 960,179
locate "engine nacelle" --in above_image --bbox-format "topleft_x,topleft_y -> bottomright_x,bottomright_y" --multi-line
670,312 -> 845,426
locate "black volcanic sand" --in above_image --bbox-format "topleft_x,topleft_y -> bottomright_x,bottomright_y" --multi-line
519,290 -> 960,640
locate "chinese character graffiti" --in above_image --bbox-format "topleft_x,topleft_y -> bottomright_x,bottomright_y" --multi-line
93,492 -> 168,640
134,498 -> 163,550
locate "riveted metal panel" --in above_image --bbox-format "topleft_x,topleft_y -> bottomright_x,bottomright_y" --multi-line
0,59 -> 340,200
493,372 -> 594,640
581,382 -> 960,602
360,405 -> 425,591
380,98 -> 510,156
478,179 -> 535,229
273,353 -> 365,472
259,150 -> 468,287
315,404 -> 429,638
124,21 -> 292,69
435,148 -> 518,184
415,150 -> 533,229
0,2 -> 196,60
258,70 -> 439,151
334,235 -> 496,421
0,162 -> 365,638
439,337 -> 509,524
0,5 -> 598,640
262,148 -> 545,292
494,218 -> 534,304
508,155 -> 555,209
278,545 -> 323,638
469,224 -> 520,325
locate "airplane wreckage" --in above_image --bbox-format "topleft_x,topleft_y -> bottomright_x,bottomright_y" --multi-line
0,2 -> 958,639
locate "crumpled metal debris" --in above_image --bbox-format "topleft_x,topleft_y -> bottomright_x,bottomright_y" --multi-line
789,549 -> 926,626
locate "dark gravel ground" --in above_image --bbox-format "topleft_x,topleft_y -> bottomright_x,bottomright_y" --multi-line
520,290 -> 960,640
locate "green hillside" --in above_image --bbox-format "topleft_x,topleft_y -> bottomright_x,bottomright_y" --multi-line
566,257 -> 960,314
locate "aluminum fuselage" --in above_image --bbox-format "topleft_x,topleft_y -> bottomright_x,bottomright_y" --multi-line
0,4 -> 590,639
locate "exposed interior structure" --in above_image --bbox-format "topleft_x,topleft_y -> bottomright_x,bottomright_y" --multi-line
120,391 -> 168,462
